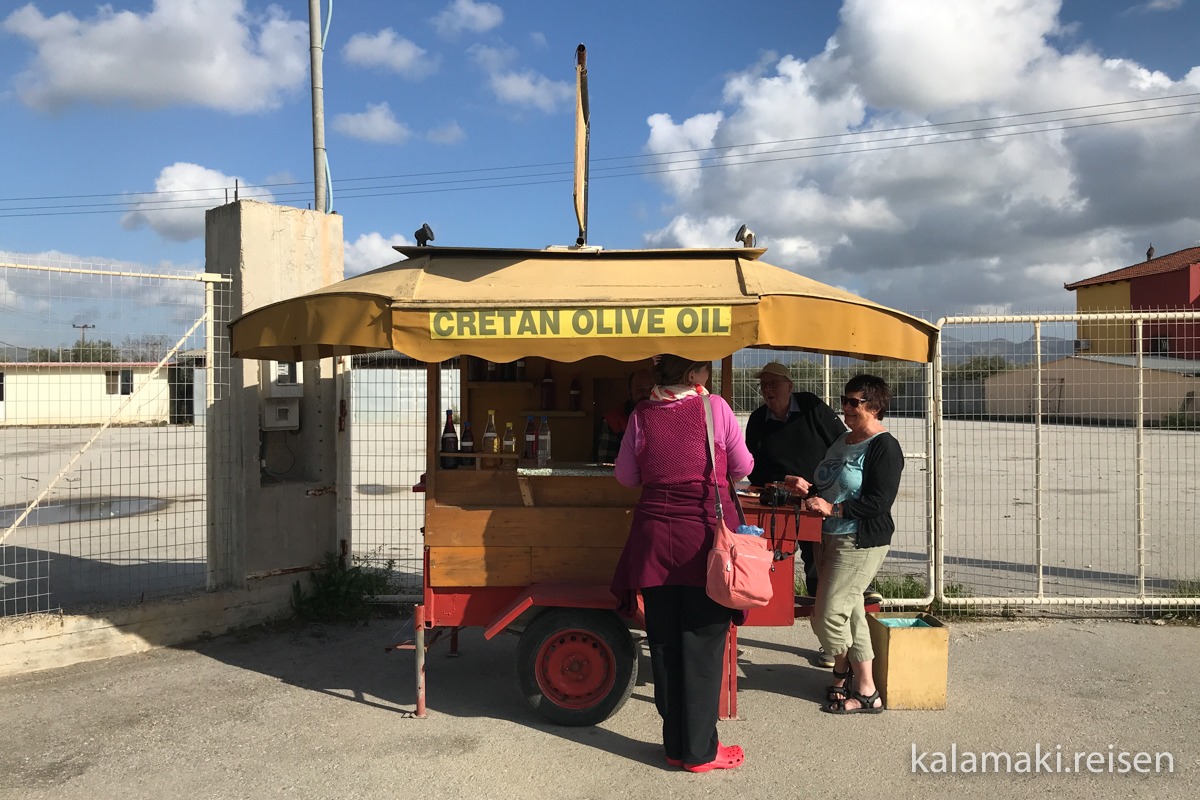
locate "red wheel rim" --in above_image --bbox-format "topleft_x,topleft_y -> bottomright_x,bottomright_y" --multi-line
534,628 -> 617,710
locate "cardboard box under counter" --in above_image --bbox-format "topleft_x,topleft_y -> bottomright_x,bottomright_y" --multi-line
866,612 -> 949,710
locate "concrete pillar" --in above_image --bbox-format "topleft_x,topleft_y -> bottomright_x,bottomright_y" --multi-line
205,200 -> 344,587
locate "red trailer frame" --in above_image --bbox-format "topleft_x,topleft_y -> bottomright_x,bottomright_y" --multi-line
402,490 -> 879,722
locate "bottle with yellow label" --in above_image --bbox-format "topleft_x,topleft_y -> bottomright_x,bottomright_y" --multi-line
500,422 -> 517,469
481,409 -> 500,468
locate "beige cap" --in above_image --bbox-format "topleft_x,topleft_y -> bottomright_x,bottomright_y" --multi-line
754,362 -> 792,380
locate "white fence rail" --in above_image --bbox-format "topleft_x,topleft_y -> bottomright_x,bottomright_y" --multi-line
4,267 -> 1197,617
0,259 -> 232,616
933,312 -> 1199,609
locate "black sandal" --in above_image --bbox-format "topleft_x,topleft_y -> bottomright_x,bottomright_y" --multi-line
822,688 -> 885,715
825,666 -> 852,702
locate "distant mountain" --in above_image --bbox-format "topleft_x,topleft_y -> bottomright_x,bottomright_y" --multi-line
0,345 -> 32,362
939,335 -> 1076,365
731,335 -> 1077,367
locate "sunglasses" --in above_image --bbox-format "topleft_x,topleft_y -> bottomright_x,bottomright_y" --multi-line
840,395 -> 868,409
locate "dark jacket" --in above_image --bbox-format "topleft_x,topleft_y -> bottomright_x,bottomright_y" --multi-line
744,392 -> 845,486
843,432 -> 904,549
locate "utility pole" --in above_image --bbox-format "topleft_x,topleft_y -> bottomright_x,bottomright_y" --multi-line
309,0 -> 328,213
73,323 -> 94,345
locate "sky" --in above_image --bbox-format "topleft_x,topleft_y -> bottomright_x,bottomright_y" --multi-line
3,0 -> 1200,348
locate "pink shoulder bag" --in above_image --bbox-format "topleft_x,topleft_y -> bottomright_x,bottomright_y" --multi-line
702,396 -> 774,610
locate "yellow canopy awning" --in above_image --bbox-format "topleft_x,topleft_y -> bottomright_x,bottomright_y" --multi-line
229,246 -> 938,363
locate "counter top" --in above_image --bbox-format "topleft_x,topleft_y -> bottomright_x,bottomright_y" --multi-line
516,462 -> 615,477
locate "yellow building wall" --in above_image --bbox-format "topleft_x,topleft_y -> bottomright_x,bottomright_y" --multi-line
0,366 -> 170,426
1074,283 -> 1132,355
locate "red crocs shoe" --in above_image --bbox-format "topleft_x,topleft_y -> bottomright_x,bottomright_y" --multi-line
684,743 -> 745,773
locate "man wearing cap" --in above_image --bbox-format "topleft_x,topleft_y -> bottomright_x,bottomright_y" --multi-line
745,362 -> 846,599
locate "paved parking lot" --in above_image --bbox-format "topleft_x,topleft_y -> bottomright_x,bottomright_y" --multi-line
2,614 -> 1197,800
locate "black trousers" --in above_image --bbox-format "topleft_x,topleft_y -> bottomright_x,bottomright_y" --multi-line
641,585 -> 734,765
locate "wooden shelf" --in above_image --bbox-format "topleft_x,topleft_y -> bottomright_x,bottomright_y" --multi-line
439,451 -> 520,460
517,410 -> 586,418
438,451 -> 522,471
465,382 -> 533,389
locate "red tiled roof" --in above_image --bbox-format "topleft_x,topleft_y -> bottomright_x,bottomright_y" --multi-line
0,362 -> 165,368
1064,246 -> 1200,290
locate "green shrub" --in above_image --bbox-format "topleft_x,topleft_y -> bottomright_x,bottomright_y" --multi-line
291,553 -> 396,624
1159,411 -> 1200,431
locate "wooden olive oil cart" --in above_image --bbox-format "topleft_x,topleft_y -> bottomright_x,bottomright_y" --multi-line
229,244 -> 937,725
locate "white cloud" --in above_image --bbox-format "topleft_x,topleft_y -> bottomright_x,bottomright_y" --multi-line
121,163 -> 272,242
3,0 -> 308,113
468,44 -> 572,113
1142,0 -> 1183,11
342,28 -> 439,79
645,111 -> 724,196
344,232 -> 410,276
0,276 -> 17,310
426,121 -> 466,144
832,0 -> 1061,112
332,103 -> 413,144
0,249 -> 203,336
640,0 -> 1200,317
432,0 -> 503,38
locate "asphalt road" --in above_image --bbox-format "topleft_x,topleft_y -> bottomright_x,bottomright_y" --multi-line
1,614 -> 1196,800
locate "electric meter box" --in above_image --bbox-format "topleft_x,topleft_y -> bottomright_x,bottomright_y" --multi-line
261,398 -> 300,431
261,361 -> 303,398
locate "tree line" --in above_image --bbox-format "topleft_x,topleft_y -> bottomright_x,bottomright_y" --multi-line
721,356 -> 1015,413
22,334 -> 175,363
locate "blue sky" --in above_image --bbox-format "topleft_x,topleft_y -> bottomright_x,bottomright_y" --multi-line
3,0 -> 1200,344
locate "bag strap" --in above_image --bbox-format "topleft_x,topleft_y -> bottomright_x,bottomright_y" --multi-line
702,395 -> 746,528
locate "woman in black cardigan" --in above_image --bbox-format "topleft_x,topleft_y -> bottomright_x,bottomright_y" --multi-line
786,374 -> 903,714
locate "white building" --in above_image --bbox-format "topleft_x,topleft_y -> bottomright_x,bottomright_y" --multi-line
0,362 -> 171,426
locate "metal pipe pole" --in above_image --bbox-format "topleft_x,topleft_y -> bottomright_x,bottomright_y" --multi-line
308,0 -> 327,213
1033,321 -> 1044,598
1135,319 -> 1146,597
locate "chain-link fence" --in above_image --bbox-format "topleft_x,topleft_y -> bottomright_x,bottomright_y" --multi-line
346,356 -> 458,595
5,263 -> 1196,620
935,312 -> 1199,610
1,257 -> 232,616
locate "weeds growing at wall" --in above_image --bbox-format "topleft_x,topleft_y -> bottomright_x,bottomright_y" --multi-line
291,553 -> 396,624
872,572 -> 973,616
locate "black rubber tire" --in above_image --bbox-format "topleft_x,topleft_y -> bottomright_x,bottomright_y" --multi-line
516,608 -> 638,726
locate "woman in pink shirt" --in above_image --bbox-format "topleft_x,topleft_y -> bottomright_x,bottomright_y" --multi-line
611,354 -> 753,773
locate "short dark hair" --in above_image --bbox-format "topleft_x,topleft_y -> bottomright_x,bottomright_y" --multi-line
627,367 -> 653,392
845,374 -> 892,418
653,354 -> 708,386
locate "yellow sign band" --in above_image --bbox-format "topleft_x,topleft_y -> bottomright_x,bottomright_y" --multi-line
429,306 -> 732,340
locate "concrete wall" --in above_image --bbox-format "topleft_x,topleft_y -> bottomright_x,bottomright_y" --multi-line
206,200 -> 345,586
985,356 -> 1200,422
0,578 -> 295,678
